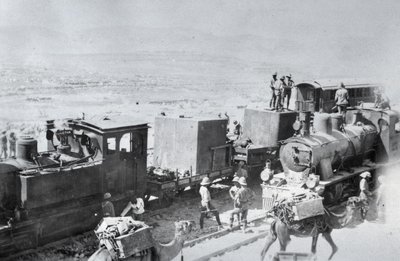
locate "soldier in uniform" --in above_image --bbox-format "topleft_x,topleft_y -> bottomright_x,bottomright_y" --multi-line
102,192 -> 115,217
234,177 -> 255,231
229,176 -> 242,228
120,195 -> 145,220
334,82 -> 349,114
283,74 -> 295,109
199,177 -> 222,229
0,130 -> 7,159
359,172 -> 372,220
233,120 -> 242,137
9,132 -> 16,158
269,72 -> 278,109
275,76 -> 286,111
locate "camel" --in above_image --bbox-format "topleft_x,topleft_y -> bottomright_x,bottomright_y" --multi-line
260,197 -> 362,261
88,220 -> 195,261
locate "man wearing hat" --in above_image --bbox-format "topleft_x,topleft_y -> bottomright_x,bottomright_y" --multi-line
359,171 -> 372,220
0,130 -> 7,159
229,176 -> 242,228
199,177 -> 222,229
275,76 -> 286,111
233,120 -> 242,137
102,192 -> 115,217
269,72 -> 278,109
234,177 -> 255,231
334,82 -> 349,114
283,74 -> 295,109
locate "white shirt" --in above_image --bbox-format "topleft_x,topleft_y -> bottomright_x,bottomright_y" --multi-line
199,186 -> 211,206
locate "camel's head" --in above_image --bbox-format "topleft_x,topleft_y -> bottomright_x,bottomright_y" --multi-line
346,196 -> 363,211
175,220 -> 195,236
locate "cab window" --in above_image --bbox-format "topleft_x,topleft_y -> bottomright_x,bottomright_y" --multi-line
107,137 -> 116,155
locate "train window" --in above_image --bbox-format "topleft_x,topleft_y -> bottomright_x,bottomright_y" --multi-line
356,88 -> 363,97
107,137 -> 116,154
120,133 -> 132,152
348,89 -> 355,97
306,90 -> 314,100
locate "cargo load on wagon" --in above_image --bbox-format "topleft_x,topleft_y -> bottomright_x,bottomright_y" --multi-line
95,217 -> 154,259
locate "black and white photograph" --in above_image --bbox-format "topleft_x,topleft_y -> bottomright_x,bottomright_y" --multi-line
0,0 -> 400,260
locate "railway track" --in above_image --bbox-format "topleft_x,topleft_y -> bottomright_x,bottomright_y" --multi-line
5,184 -> 264,261
180,215 -> 269,261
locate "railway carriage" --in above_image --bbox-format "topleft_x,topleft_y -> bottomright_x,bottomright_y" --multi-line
295,80 -> 378,112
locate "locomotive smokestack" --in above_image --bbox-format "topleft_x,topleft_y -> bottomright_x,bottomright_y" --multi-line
17,136 -> 38,162
314,113 -> 332,135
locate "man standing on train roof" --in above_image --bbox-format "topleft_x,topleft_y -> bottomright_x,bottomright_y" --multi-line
9,132 -> 16,158
334,82 -> 349,114
283,74 -> 295,110
199,177 -> 222,230
275,76 -> 286,111
234,177 -> 255,232
0,130 -> 7,159
359,171 -> 372,220
269,72 -> 278,109
374,87 -> 382,108
120,195 -> 145,220
102,192 -> 115,217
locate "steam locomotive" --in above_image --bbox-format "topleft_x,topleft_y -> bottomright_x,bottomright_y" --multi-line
0,117 -> 148,256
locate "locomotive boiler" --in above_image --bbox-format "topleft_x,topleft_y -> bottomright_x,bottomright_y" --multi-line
275,108 -> 400,203
280,111 -> 378,182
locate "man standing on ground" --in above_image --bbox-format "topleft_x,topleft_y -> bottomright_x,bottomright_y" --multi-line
199,177 -> 222,229
229,176 -> 241,228
359,172 -> 372,220
235,177 -> 255,231
269,72 -> 278,109
102,192 -> 115,217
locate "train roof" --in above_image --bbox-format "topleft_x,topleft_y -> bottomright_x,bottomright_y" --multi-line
72,116 -> 149,134
297,79 -> 380,90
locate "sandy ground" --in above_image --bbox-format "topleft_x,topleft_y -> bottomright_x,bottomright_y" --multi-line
177,166 -> 400,261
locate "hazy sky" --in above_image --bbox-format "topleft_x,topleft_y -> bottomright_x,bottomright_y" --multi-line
1,0 -> 398,37
1,0 -> 400,84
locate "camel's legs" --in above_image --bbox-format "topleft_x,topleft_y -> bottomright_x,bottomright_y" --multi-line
322,232 -> 338,260
260,233 -> 277,261
311,234 -> 319,254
